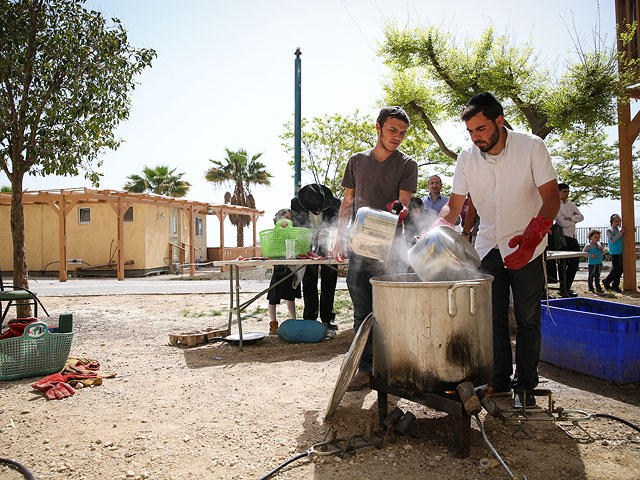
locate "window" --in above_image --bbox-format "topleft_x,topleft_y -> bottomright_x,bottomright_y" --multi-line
78,207 -> 91,224
172,216 -> 178,235
195,217 -> 203,237
124,206 -> 134,223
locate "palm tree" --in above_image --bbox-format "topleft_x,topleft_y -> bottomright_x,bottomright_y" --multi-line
124,165 -> 191,197
205,148 -> 272,247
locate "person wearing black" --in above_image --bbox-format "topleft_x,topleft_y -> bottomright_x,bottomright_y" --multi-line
291,184 -> 341,330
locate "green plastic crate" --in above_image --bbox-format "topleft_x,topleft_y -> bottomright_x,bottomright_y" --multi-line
259,219 -> 312,258
0,322 -> 73,381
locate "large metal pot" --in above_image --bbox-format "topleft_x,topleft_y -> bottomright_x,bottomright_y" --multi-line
371,273 -> 493,392
408,226 -> 481,282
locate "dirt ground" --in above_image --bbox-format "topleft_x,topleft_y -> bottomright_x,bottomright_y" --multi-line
1,279 -> 639,480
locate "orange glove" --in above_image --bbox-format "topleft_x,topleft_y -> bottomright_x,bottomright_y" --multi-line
504,215 -> 553,270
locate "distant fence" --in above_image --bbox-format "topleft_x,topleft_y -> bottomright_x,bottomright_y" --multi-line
575,226 -> 640,248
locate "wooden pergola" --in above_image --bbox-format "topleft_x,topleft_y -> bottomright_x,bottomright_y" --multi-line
615,0 -> 639,291
0,188 -> 264,282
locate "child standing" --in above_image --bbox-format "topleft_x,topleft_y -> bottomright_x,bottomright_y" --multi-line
603,214 -> 626,293
583,229 -> 604,293
266,209 -> 300,335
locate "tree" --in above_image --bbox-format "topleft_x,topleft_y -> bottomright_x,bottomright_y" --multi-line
0,0 -> 155,295
124,165 -> 191,197
549,128 -> 640,204
205,148 -> 271,247
280,111 -> 454,198
379,20 -> 637,196
1,185 -> 10,193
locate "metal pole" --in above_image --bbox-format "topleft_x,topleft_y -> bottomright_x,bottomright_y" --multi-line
294,47 -> 302,195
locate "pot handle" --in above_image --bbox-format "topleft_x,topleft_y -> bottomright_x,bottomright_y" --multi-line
447,282 -> 482,316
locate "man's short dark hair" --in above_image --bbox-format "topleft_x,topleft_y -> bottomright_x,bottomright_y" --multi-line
460,92 -> 504,121
409,196 -> 423,209
377,106 -> 410,128
558,183 -> 569,191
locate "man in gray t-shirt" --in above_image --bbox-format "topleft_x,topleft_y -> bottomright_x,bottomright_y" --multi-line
333,106 -> 418,391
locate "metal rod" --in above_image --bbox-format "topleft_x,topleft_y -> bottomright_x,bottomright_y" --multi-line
294,47 -> 302,195
474,414 -> 516,478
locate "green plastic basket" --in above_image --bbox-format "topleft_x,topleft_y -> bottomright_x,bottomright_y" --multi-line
0,322 -> 74,381
259,219 -> 312,258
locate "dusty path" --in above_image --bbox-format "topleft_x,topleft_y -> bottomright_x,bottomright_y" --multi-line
0,284 -> 639,479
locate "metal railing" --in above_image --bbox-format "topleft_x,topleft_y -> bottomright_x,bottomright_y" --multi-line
575,225 -> 639,248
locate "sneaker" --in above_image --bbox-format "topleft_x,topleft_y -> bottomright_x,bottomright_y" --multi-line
512,391 -> 536,409
322,320 -> 339,330
596,288 -> 604,293
588,288 -> 595,293
567,290 -> 578,297
612,287 -> 622,293
347,370 -> 372,391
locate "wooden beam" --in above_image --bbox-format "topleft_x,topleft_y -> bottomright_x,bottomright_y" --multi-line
117,196 -> 125,281
189,204 -> 196,276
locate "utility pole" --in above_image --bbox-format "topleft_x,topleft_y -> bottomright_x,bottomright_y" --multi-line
294,47 -> 302,195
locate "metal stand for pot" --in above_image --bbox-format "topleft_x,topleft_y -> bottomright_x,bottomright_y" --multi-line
370,377 -> 471,458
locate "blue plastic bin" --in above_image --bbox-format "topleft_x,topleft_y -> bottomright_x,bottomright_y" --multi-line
540,298 -> 640,383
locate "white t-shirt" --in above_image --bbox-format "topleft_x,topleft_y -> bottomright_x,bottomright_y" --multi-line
555,200 -> 583,238
452,129 -> 557,262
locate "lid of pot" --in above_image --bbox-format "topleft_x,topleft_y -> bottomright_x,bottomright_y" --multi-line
324,313 -> 373,420
434,226 -> 481,267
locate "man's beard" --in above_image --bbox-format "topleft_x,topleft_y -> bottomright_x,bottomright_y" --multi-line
476,123 -> 500,153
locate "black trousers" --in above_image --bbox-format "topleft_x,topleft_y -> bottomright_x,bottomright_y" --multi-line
587,264 -> 602,290
302,264 -> 338,324
559,236 -> 580,292
481,249 -> 545,392
346,253 -> 385,371
604,253 -> 623,289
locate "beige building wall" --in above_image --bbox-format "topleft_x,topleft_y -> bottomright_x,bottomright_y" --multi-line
1,199 -> 207,274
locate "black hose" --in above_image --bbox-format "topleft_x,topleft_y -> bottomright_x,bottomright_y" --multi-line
258,451 -> 309,480
593,413 -> 640,433
0,457 -> 35,480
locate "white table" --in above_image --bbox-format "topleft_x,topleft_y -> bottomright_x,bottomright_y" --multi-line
546,250 -> 588,295
212,258 -> 347,350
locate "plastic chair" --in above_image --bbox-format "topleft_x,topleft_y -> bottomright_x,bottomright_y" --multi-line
0,268 -> 49,332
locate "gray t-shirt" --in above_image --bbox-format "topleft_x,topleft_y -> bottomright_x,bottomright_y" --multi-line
342,148 -> 418,214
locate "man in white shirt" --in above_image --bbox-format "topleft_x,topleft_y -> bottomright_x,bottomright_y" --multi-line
438,92 -> 560,409
554,183 -> 584,297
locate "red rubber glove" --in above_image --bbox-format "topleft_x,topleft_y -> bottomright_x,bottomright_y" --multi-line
386,200 -> 408,224
32,372 -> 98,399
429,217 -> 454,230
503,215 -> 553,270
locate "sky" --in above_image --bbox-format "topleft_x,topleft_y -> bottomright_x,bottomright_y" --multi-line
3,0 -> 639,245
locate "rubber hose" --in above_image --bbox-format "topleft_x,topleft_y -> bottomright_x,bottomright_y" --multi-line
0,457 -> 35,480
593,413 -> 640,433
258,451 -> 309,480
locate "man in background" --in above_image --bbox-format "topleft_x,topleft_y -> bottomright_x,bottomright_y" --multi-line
291,184 -> 341,329
422,175 -> 448,215
555,183 -> 583,298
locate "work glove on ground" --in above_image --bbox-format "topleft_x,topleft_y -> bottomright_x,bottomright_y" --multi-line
32,372 -> 100,399
504,215 -> 553,270
386,200 -> 408,224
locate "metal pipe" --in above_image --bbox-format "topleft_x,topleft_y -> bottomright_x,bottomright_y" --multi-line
294,47 -> 302,195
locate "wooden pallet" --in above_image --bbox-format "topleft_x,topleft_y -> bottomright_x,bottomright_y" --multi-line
169,327 -> 230,347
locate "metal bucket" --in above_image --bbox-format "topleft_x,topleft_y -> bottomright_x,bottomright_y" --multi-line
371,273 -> 493,392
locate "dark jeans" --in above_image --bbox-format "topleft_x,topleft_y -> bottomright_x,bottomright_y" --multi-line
302,264 -> 338,324
346,253 -> 385,372
605,253 -> 623,288
481,249 -> 545,393
587,264 -> 602,290
559,236 -> 580,292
